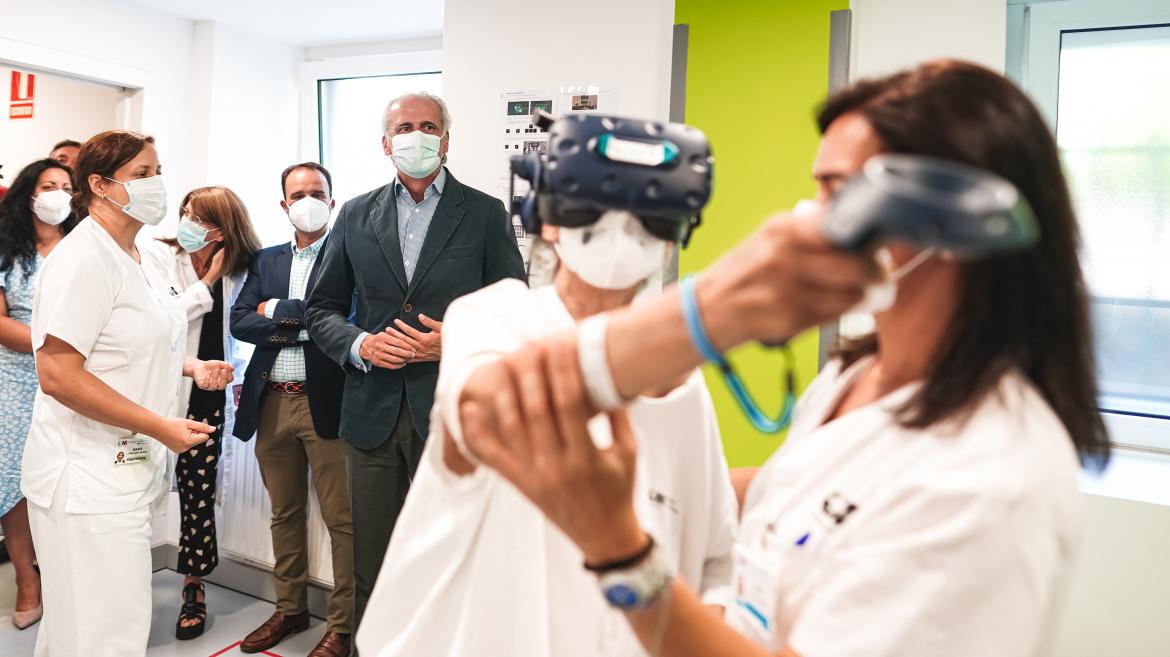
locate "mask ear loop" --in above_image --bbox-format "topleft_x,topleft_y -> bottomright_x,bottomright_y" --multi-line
100,177 -> 131,213
889,246 -> 936,281
680,275 -> 797,434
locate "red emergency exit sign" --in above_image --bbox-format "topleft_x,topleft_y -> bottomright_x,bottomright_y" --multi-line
9,71 -> 35,120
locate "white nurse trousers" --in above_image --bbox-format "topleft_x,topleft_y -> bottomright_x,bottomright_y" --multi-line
27,470 -> 154,657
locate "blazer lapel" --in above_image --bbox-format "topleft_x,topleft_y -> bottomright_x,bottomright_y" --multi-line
307,234 -> 329,289
273,244 -> 294,298
368,183 -> 409,292
406,172 -> 466,300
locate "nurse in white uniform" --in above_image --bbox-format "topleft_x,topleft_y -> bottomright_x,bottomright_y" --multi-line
22,130 -> 234,657
453,61 -> 1111,657
356,210 -> 738,657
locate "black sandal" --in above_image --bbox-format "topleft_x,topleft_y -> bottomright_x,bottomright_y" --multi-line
176,582 -> 207,640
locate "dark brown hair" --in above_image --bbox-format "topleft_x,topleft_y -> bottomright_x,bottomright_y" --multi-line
280,162 -> 332,198
161,186 -> 260,277
820,59 -> 1109,469
72,130 -> 156,216
50,139 -> 82,153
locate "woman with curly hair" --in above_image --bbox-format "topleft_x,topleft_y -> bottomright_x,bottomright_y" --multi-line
0,157 -> 77,630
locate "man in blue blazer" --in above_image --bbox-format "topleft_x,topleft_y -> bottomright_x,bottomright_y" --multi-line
306,92 -> 526,635
231,162 -> 354,657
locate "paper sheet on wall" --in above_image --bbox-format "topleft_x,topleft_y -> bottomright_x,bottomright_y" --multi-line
556,84 -> 618,117
497,85 -> 619,272
497,89 -> 556,268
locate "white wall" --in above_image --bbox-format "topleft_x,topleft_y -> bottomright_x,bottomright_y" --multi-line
0,67 -> 127,183
0,0 -> 202,225
441,0 -> 676,197
0,2 -> 301,244
195,21 -> 303,247
849,0 -> 1006,78
1054,491 -> 1170,657
305,34 -> 443,62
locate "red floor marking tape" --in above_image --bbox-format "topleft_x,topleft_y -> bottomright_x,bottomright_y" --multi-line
208,642 -> 242,657
207,640 -> 282,657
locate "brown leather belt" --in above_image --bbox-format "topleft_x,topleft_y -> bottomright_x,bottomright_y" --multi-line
268,381 -> 306,394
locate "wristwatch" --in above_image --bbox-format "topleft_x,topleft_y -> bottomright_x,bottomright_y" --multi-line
590,537 -> 675,611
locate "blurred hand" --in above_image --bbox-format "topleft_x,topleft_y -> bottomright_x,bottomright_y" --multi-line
699,209 -> 881,348
154,417 -> 214,454
360,331 -> 413,370
201,247 -> 227,287
192,359 -> 234,390
460,339 -> 647,565
389,314 -> 442,363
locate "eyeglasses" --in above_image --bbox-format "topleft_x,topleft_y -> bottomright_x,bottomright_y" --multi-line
181,211 -> 216,231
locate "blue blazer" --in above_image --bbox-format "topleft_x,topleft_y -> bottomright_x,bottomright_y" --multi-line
230,238 -> 345,441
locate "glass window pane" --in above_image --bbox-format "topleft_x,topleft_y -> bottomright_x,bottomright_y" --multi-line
1057,25 -> 1170,421
318,72 -> 443,208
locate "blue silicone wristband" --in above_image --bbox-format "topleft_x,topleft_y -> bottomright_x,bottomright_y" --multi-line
680,275 -> 725,364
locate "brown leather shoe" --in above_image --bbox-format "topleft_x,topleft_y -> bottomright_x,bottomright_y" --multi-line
308,631 -> 352,657
240,610 -> 311,653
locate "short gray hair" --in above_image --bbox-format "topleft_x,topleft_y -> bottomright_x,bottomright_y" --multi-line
381,91 -> 452,135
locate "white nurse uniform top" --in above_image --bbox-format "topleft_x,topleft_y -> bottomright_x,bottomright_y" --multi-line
23,216 -> 185,514
727,356 -> 1082,657
357,279 -> 739,657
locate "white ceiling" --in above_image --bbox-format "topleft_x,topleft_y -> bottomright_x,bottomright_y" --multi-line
126,0 -> 444,47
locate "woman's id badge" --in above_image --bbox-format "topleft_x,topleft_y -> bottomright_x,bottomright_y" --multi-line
732,543 -> 778,638
114,435 -> 150,465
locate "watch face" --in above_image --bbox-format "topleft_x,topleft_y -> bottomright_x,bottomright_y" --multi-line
604,584 -> 640,609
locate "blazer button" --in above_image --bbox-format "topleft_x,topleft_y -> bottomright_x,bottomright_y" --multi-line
262,371 -> 268,379
403,303 -> 413,313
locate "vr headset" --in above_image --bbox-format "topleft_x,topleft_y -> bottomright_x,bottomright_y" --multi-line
510,109 -> 1035,257
510,110 -> 714,247
824,153 -> 1039,255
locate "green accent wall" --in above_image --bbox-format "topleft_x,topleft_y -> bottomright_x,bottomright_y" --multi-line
675,0 -> 847,467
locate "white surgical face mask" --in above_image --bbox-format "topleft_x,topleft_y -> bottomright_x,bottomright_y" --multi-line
287,196 -> 331,233
32,189 -> 72,226
555,210 -> 667,290
850,246 -> 936,314
104,175 -> 168,226
176,217 -> 214,253
391,131 -> 443,179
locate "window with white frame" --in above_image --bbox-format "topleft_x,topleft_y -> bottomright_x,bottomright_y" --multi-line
1016,0 -> 1170,451
318,72 -> 443,208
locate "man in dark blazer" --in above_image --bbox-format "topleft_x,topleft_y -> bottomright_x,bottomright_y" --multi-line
231,162 -> 355,657
306,92 -> 526,633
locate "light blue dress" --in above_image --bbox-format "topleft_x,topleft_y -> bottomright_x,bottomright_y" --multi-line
0,254 -> 42,516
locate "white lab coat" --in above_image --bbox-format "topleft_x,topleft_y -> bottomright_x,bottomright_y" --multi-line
727,356 -> 1083,657
137,237 -> 251,438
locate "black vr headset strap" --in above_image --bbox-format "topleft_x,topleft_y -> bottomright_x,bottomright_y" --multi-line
681,213 -> 702,249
